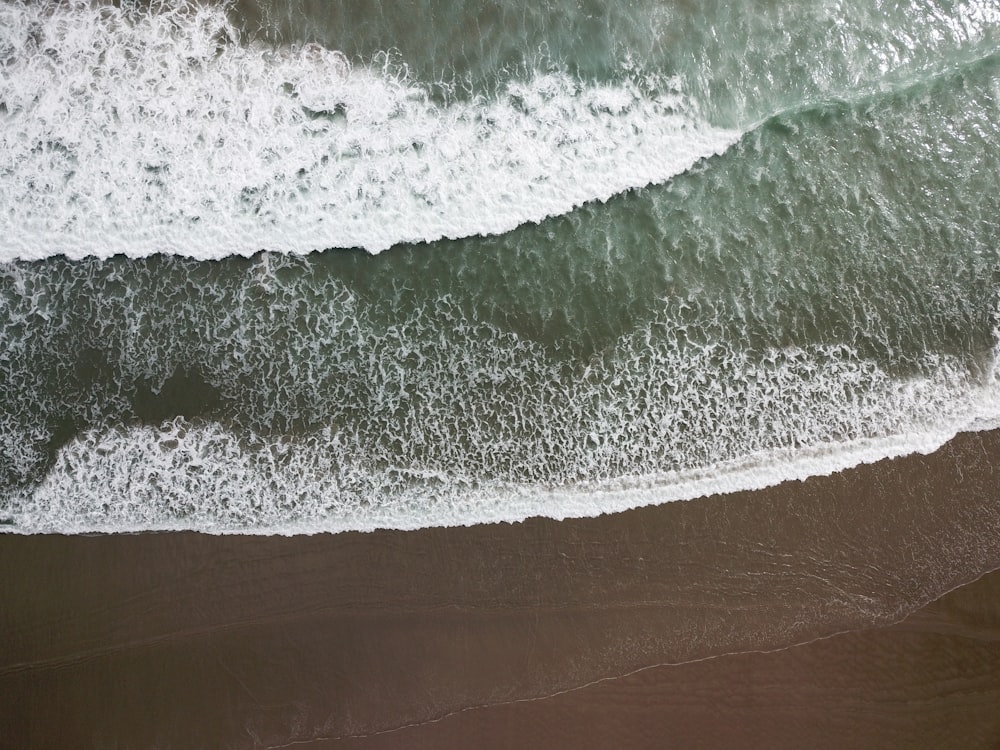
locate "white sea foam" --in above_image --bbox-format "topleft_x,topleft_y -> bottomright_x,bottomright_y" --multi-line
4,415 -> 996,536
0,0 -> 738,260
7,335 -> 1000,535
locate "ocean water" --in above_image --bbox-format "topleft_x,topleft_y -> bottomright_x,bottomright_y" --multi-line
1,0 -> 999,533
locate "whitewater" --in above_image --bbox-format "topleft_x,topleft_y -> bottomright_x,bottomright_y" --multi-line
0,0 -> 737,258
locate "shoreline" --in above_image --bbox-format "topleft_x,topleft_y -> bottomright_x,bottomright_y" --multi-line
5,428 -> 1000,746
8,420 -> 994,535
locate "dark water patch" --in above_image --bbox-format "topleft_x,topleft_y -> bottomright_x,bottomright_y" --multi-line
132,367 -> 223,425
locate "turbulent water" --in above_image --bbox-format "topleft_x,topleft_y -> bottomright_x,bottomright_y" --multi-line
1,0 -> 999,533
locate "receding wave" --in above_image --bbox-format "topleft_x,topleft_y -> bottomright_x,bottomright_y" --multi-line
0,0 -> 737,260
5,286 -> 1000,533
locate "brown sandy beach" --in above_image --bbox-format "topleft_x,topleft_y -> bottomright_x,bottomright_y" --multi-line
336,567 -> 1000,750
4,429 -> 1000,748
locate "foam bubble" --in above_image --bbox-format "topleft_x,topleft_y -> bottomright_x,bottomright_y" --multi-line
0,0 -> 738,260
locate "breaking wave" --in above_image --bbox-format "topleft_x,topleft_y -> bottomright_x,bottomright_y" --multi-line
0,0 -> 737,259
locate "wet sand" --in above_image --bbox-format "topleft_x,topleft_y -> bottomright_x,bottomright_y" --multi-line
335,567 -> 1000,750
4,429 -> 1000,748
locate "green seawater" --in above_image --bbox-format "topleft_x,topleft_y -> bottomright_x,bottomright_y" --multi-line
1,0 -> 999,530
